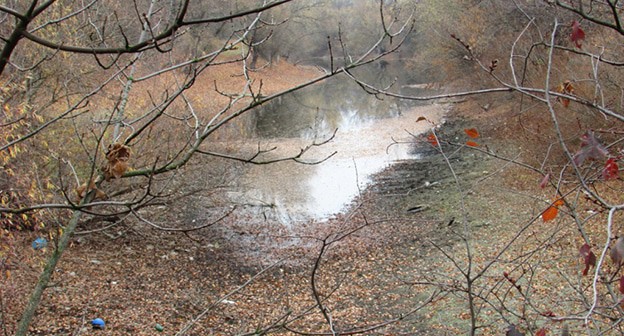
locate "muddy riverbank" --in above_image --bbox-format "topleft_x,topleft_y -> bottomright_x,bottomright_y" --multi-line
14,98 -> 551,335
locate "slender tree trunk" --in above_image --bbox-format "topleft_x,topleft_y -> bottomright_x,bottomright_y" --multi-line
14,207 -> 86,336
112,0 -> 156,142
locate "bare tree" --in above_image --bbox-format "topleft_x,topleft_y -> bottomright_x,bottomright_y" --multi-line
341,0 -> 624,334
0,1 -> 415,334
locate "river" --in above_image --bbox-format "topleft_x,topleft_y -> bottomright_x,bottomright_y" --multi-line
229,68 -> 446,223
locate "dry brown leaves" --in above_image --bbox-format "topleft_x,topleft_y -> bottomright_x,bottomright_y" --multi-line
556,80 -> 575,108
75,179 -> 107,201
102,143 -> 131,181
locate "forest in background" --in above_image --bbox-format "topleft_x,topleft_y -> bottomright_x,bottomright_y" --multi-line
2,0 -> 624,335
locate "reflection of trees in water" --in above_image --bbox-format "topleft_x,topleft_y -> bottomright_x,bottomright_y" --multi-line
253,63 -> 424,139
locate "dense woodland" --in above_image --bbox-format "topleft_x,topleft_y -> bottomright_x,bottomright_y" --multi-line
2,0 -> 624,335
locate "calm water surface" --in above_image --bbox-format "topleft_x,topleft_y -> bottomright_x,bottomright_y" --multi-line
231,67 -> 445,222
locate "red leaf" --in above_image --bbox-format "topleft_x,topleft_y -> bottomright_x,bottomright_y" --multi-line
536,328 -> 548,336
539,173 -> 550,188
561,97 -> 570,108
580,243 -> 597,276
465,140 -> 479,147
603,158 -> 619,180
464,128 -> 480,138
427,133 -> 438,146
542,206 -> 558,222
571,21 -> 586,49
573,131 -> 608,166
619,275 -> 624,294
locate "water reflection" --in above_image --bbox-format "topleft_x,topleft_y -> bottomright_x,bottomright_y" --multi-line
235,64 -> 445,223
254,73 -> 413,140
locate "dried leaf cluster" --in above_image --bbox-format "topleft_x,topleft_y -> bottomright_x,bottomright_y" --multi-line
75,179 -> 107,201
555,80 -> 575,108
102,143 -> 131,181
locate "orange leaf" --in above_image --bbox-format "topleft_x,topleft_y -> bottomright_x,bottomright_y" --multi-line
465,140 -> 479,147
553,199 -> 565,207
542,206 -> 558,221
427,133 -> 438,146
556,81 -> 575,108
464,128 -> 480,138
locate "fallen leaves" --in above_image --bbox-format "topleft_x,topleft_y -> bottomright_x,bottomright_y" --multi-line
427,133 -> 438,146
464,128 -> 480,147
464,128 -> 480,139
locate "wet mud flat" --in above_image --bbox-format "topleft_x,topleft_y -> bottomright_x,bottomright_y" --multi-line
356,117 -> 492,233
18,118 -> 508,336
281,117 -> 499,334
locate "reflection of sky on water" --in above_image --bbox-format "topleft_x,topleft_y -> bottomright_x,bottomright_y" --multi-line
307,151 -> 418,220
235,65 -> 445,223
236,103 -> 443,224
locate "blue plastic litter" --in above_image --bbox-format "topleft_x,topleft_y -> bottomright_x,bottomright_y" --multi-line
91,318 -> 105,329
31,237 -> 47,250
